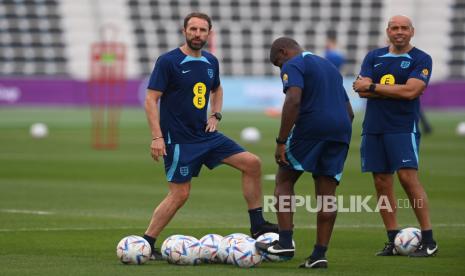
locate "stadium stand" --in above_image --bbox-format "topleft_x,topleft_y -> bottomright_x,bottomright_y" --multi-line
0,0 -> 67,75
128,0 -> 385,76
0,0 -> 463,80
450,0 -> 465,79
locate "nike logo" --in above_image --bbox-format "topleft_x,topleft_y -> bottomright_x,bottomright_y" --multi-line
374,63 -> 382,67
267,246 -> 295,254
182,70 -> 191,74
402,159 -> 411,163
426,246 -> 438,255
305,259 -> 328,268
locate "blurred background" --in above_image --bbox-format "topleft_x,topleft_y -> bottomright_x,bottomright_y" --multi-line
0,0 -> 464,112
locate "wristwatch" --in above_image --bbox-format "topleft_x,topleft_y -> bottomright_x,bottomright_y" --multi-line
211,112 -> 222,121
276,137 -> 287,144
369,83 -> 377,93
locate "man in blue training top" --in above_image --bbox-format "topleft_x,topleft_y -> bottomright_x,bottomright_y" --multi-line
324,30 -> 345,72
256,37 -> 354,269
353,15 -> 437,257
143,12 -> 277,259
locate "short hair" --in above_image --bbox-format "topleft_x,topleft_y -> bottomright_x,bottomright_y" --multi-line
183,12 -> 212,30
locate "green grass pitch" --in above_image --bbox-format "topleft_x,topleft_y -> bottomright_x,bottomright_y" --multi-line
1,108 -> 464,275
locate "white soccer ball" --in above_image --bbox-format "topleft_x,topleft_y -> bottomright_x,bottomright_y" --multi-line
199,234 -> 223,263
116,235 -> 151,265
231,237 -> 262,268
217,233 -> 251,264
240,127 -> 261,143
256,232 -> 295,262
168,236 -> 202,265
394,227 -> 422,255
30,123 -> 48,138
456,122 -> 465,136
161,234 -> 183,260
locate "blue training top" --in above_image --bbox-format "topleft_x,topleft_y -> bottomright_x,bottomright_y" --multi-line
359,46 -> 432,135
147,48 -> 221,144
281,51 -> 352,144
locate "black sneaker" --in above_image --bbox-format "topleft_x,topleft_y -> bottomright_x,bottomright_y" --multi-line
408,242 -> 438,257
255,240 -> 295,259
149,248 -> 163,261
376,242 -> 398,256
250,221 -> 279,239
299,256 -> 328,269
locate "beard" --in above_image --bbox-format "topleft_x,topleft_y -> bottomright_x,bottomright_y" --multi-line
186,37 -> 207,51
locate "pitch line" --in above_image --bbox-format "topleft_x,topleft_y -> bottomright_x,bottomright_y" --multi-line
0,209 -> 54,215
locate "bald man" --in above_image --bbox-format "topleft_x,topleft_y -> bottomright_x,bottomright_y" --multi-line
353,15 -> 437,257
255,37 -> 354,269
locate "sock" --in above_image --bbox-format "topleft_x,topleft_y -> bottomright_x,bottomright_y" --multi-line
421,229 -> 434,244
248,207 -> 266,232
143,234 -> 156,253
278,230 -> 294,249
310,244 -> 328,259
387,229 -> 399,243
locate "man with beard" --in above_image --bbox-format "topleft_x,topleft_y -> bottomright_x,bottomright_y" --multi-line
353,15 -> 437,257
142,12 -> 277,259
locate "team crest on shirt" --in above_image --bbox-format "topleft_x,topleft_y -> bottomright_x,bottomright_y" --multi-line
400,61 -> 411,69
282,73 -> 288,84
179,166 -> 189,176
207,68 -> 214,79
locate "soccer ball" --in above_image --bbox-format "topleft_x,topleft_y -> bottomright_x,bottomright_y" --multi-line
240,127 -> 261,143
231,237 -> 262,268
161,234 -> 183,260
30,123 -> 48,138
456,122 -> 465,136
217,233 -> 251,264
394,227 -> 422,255
256,232 -> 295,262
199,234 -> 223,263
116,235 -> 151,265
168,236 -> 202,265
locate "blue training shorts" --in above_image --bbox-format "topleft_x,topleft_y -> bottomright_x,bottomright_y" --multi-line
283,138 -> 349,182
163,133 -> 245,183
361,133 -> 420,174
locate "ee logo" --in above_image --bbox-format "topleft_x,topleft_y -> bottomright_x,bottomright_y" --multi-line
193,82 -> 207,109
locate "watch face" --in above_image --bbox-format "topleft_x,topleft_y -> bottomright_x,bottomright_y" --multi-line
214,113 -> 222,120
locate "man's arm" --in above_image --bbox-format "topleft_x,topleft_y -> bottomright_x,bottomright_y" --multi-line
145,89 -> 166,161
210,85 -> 223,114
205,85 -> 223,132
275,87 -> 302,165
354,76 -> 426,100
371,78 -> 427,100
278,87 -> 301,140
353,77 -> 384,99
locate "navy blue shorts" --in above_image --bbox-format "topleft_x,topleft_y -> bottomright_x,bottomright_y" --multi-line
283,138 -> 349,182
163,133 -> 245,183
361,133 -> 420,174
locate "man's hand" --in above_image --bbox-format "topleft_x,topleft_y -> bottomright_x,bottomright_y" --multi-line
353,76 -> 371,92
205,116 -> 219,132
150,138 -> 166,162
275,144 -> 289,166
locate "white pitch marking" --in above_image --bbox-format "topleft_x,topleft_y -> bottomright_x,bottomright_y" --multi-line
263,174 -> 276,181
0,209 -> 54,215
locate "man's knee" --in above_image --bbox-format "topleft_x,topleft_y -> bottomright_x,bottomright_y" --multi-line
169,185 -> 190,205
397,169 -> 418,186
242,153 -> 262,174
373,174 -> 393,190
